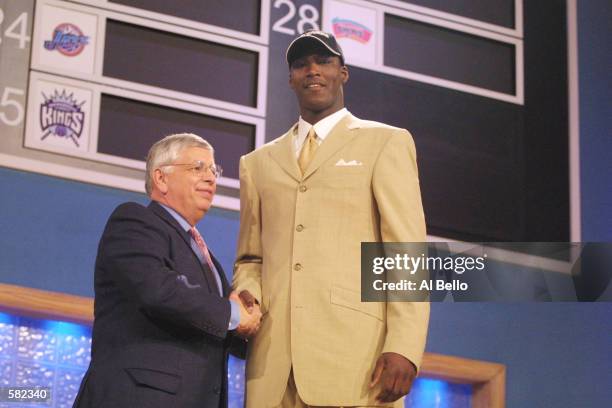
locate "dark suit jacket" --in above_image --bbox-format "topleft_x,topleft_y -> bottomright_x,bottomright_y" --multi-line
74,201 -> 244,408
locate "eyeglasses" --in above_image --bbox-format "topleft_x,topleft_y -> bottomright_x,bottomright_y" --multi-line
160,160 -> 223,178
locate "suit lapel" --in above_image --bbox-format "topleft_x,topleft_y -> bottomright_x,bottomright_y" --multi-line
269,124 -> 302,182
148,201 -> 218,294
302,114 -> 358,179
210,252 -> 230,296
269,114 -> 361,182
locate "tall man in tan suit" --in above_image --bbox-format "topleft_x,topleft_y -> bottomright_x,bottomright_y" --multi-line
233,31 -> 429,407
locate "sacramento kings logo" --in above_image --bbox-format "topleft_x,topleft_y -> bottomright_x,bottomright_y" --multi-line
44,23 -> 89,56
40,90 -> 85,147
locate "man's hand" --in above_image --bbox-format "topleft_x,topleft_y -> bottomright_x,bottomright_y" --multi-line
238,290 -> 258,313
369,352 -> 417,403
230,291 -> 262,338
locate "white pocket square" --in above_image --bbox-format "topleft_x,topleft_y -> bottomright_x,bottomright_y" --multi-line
177,274 -> 201,289
335,159 -> 363,166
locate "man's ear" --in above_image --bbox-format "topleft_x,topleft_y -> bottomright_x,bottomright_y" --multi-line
288,71 -> 296,90
341,65 -> 349,84
153,168 -> 169,194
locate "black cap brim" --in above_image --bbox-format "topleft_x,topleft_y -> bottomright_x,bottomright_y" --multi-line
286,36 -> 343,66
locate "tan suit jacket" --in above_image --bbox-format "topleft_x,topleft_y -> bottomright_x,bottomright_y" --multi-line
233,113 -> 429,407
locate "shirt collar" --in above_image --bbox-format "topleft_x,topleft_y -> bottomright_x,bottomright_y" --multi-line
295,108 -> 349,149
158,202 -> 192,232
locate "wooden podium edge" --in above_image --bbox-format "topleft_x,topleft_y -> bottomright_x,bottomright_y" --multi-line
421,352 -> 506,407
0,282 -> 93,325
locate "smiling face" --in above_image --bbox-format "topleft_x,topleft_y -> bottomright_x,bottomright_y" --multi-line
289,52 -> 349,124
151,146 -> 216,225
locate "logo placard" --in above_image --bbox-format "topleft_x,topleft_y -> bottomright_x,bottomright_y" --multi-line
324,0 -> 378,66
25,77 -> 93,154
34,4 -> 98,74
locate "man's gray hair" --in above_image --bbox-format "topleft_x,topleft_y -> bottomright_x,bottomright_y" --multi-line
145,133 -> 213,196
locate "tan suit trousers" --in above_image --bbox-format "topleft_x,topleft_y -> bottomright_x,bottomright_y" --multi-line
275,370 -> 403,408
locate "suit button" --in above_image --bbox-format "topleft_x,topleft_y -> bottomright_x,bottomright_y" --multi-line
299,185 -> 307,192
296,224 -> 304,232
294,263 -> 302,271
213,386 -> 221,394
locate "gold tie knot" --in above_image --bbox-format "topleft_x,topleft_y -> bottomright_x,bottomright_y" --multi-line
298,127 -> 318,174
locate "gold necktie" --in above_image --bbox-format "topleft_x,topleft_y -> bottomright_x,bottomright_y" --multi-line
298,127 -> 318,174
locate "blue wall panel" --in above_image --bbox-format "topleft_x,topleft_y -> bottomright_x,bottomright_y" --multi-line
0,167 -> 239,297
428,303 -> 612,407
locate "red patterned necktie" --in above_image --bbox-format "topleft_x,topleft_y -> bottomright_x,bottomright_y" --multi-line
189,227 -> 216,272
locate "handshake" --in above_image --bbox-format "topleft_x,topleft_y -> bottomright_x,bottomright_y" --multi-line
229,290 -> 262,339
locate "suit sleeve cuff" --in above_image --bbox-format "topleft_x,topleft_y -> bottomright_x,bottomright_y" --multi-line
229,299 -> 240,330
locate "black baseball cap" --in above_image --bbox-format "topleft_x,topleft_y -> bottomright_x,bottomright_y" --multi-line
286,30 -> 345,66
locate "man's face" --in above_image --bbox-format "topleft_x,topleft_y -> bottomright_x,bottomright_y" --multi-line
289,52 -> 349,123
158,147 -> 216,225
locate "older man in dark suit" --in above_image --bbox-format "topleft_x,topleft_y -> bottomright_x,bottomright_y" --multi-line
74,133 -> 261,408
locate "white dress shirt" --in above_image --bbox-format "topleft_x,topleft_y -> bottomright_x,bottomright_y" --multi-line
294,108 -> 349,157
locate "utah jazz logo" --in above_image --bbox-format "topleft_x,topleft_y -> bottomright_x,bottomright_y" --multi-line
44,23 -> 90,56
40,90 -> 85,147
